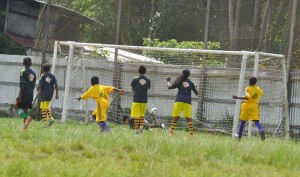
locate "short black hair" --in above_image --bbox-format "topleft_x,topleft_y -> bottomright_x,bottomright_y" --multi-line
182,69 -> 190,78
91,76 -> 99,85
123,115 -> 129,122
42,63 -> 50,72
138,65 -> 146,74
23,57 -> 32,66
249,77 -> 257,85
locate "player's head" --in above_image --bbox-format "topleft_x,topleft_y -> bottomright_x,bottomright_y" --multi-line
182,69 -> 190,78
42,63 -> 50,72
23,57 -> 32,67
249,77 -> 257,86
138,65 -> 146,75
91,76 -> 99,85
123,115 -> 129,125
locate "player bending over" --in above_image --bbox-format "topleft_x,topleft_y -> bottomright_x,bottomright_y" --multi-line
76,76 -> 125,133
167,69 -> 198,137
15,57 -> 36,129
232,76 -> 265,141
37,63 -> 59,128
130,65 -> 151,134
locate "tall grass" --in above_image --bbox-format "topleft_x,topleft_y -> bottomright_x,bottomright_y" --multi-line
0,118 -> 299,177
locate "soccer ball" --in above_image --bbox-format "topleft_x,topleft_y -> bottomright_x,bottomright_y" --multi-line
150,107 -> 158,115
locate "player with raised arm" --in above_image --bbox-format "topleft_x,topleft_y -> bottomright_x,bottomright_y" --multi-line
130,65 -> 151,134
15,57 -> 36,129
233,76 -> 265,141
167,69 -> 198,138
76,76 -> 125,133
37,63 -> 59,128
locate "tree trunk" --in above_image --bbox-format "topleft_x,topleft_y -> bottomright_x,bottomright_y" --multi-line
233,0 -> 241,50
228,0 -> 235,50
257,0 -> 271,51
262,0 -> 275,52
251,0 -> 263,50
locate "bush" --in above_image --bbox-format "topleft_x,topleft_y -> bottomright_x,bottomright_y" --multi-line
0,33 -> 26,55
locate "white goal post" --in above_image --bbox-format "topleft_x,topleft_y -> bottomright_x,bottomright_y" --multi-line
52,41 -> 289,138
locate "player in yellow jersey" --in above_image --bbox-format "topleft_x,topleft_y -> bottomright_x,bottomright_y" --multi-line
76,76 -> 125,132
233,77 -> 265,141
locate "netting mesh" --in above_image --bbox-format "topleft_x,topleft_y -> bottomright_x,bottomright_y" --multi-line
58,43 -> 287,137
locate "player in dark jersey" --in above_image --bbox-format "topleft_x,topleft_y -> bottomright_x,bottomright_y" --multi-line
37,63 -> 59,128
130,65 -> 151,134
167,69 -> 198,137
15,57 -> 36,129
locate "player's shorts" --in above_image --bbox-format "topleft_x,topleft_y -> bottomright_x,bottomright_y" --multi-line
172,102 -> 192,118
18,101 -> 32,109
130,102 -> 147,118
94,99 -> 109,122
240,103 -> 260,121
40,101 -> 50,109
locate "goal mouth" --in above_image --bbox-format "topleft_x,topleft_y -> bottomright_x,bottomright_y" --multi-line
52,41 -> 288,138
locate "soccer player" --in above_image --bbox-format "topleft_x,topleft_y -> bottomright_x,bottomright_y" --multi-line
76,76 -> 125,132
15,57 -> 36,129
130,65 -> 151,134
37,63 -> 59,128
167,69 -> 198,137
232,76 -> 265,141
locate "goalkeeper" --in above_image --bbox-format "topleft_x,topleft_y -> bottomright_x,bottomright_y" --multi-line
76,76 -> 125,132
167,69 -> 198,137
232,76 -> 265,141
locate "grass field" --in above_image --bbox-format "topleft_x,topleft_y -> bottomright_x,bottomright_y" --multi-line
0,118 -> 300,177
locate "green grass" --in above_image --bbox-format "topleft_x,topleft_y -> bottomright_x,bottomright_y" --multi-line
0,118 -> 300,177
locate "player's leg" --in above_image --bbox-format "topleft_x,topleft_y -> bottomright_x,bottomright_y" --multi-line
131,102 -> 141,133
250,105 -> 265,141
237,120 -> 246,141
40,101 -> 48,127
183,103 -> 193,137
237,103 -> 248,141
170,102 -> 182,137
45,101 -> 55,126
139,103 -> 147,130
97,99 -> 110,132
18,101 -> 32,129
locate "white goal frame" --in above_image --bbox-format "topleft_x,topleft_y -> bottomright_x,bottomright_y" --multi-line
52,41 -> 289,139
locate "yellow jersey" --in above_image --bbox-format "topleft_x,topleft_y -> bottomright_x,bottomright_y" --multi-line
244,85 -> 264,104
81,84 -> 115,101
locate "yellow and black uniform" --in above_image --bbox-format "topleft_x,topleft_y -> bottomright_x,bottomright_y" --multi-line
130,75 -> 151,130
81,84 -> 115,122
39,72 -> 57,125
240,85 -> 264,121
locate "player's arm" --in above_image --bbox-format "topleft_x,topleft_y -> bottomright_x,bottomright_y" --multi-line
53,76 -> 59,99
191,81 -> 199,95
76,87 -> 94,101
114,88 -> 125,94
232,95 -> 249,100
130,78 -> 135,92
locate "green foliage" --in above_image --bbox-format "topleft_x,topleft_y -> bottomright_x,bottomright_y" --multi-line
0,33 -> 26,55
143,38 -> 222,66
1,118 -> 300,177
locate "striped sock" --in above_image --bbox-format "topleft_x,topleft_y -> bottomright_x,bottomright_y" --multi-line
170,119 -> 177,133
42,109 -> 47,125
46,109 -> 54,120
134,118 -> 140,129
187,122 -> 194,135
139,116 -> 144,128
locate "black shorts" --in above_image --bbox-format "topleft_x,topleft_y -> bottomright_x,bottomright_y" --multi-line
18,101 -> 32,109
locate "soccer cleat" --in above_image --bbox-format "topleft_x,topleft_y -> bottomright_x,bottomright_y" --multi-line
47,119 -> 55,127
42,124 -> 48,128
23,116 -> 32,129
98,122 -> 110,133
260,131 -> 266,141
169,131 -> 174,137
234,134 -> 241,142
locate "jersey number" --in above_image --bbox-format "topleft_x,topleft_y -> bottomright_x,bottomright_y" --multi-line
252,93 -> 257,99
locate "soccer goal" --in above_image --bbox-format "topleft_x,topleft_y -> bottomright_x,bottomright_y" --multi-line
52,41 -> 289,138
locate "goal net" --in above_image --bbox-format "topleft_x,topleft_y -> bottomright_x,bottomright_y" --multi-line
52,41 -> 289,138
